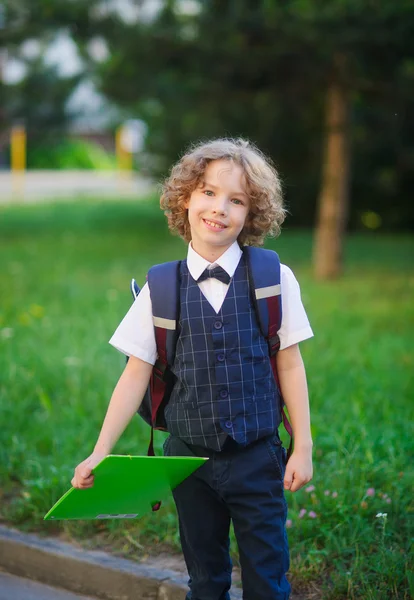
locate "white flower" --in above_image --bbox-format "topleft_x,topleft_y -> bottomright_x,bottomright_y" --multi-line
63,356 -> 81,366
1,328 -> 14,339
376,512 -> 388,518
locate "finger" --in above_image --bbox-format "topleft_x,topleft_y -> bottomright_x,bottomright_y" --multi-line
78,482 -> 94,489
71,474 -> 94,488
284,468 -> 294,490
80,474 -> 94,484
80,467 -> 92,479
290,477 -> 305,493
72,480 -> 94,490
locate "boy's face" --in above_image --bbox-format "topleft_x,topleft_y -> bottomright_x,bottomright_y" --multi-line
185,159 -> 250,261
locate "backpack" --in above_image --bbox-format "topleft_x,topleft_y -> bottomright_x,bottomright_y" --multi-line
130,246 -> 293,461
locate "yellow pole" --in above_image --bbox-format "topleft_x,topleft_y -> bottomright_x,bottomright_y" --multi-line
11,125 -> 26,172
115,126 -> 123,171
116,125 -> 133,196
11,125 -> 26,199
116,125 -> 133,172
124,146 -> 133,172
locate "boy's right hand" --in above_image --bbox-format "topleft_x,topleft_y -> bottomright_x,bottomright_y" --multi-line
71,452 -> 107,489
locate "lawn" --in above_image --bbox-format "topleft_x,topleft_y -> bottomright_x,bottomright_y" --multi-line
0,199 -> 413,599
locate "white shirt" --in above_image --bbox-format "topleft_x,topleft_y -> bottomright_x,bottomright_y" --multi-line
109,241 -> 313,365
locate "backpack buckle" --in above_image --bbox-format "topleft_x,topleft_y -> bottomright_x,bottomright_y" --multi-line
268,335 -> 280,357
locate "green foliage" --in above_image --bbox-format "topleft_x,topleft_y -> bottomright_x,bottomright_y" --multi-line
27,138 -> 117,170
1,56 -> 81,139
78,0 -> 414,230
0,200 -> 413,599
3,1 -> 414,229
1,1 -> 95,144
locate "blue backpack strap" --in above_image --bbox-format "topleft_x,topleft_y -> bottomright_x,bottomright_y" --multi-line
243,246 -> 282,345
129,261 -> 180,512
130,261 -> 181,459
131,259 -> 181,369
243,246 -> 293,458
145,260 -> 181,442
147,260 -> 181,369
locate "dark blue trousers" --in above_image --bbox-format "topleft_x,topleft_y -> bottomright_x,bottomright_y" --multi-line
164,434 -> 290,600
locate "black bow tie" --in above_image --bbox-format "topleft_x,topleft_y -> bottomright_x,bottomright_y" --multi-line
197,266 -> 231,285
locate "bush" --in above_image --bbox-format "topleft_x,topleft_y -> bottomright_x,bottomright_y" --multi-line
27,138 -> 117,170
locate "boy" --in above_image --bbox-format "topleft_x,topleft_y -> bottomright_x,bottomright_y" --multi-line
72,138 -> 313,600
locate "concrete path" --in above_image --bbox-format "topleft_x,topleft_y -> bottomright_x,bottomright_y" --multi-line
0,170 -> 155,203
0,525 -> 308,600
0,525 -> 194,600
0,572 -> 96,600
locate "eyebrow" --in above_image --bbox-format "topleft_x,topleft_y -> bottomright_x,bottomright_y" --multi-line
202,180 -> 248,198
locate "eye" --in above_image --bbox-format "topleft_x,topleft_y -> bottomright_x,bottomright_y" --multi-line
203,190 -> 214,197
231,198 -> 244,205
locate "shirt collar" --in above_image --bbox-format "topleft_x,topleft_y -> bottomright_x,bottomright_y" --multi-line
187,241 -> 243,282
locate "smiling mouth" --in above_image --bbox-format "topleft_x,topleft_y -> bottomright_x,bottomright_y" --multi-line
203,219 -> 227,230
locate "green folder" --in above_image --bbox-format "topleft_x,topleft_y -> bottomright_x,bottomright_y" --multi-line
44,455 -> 208,521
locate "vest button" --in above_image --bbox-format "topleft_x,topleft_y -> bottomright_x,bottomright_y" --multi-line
220,389 -> 228,398
225,420 -> 232,429
217,353 -> 225,362
214,320 -> 223,329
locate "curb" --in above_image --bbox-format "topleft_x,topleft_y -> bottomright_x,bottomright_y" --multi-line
0,525 -> 309,599
0,525 -> 204,600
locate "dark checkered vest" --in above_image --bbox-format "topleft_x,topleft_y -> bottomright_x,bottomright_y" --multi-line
164,255 -> 282,451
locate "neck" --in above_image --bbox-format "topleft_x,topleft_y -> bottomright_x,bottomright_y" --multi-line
191,241 -> 231,263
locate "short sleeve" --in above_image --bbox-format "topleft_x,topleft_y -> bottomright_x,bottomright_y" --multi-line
278,265 -> 313,350
109,282 -> 157,365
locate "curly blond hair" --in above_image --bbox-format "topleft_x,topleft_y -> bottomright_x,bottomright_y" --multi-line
160,138 -> 285,246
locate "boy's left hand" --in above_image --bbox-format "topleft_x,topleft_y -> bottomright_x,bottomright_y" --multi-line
283,448 -> 313,493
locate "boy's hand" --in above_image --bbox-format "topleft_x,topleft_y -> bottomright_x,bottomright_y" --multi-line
283,448 -> 313,493
71,452 -> 107,489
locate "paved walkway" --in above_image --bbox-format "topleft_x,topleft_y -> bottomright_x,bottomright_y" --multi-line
0,525 -> 309,600
0,572 -> 96,600
0,170 -> 155,203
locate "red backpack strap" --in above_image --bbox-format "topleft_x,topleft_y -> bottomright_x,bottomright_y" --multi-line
243,246 -> 293,459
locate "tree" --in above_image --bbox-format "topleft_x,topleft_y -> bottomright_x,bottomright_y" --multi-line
0,0 -> 92,140
75,0 -> 414,279
3,56 -> 82,139
280,1 -> 414,277
3,1 -> 414,264
313,55 -> 351,279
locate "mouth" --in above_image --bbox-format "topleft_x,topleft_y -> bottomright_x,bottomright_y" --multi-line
202,218 -> 227,231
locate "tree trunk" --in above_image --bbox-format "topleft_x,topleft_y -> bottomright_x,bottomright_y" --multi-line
313,73 -> 351,280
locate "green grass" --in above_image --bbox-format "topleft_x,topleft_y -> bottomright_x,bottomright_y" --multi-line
0,199 -> 413,599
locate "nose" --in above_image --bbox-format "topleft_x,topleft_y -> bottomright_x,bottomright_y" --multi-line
212,195 -> 228,215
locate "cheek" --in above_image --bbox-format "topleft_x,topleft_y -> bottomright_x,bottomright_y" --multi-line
187,206 -> 201,230
237,210 -> 250,230
187,208 -> 195,225
187,194 -> 205,214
